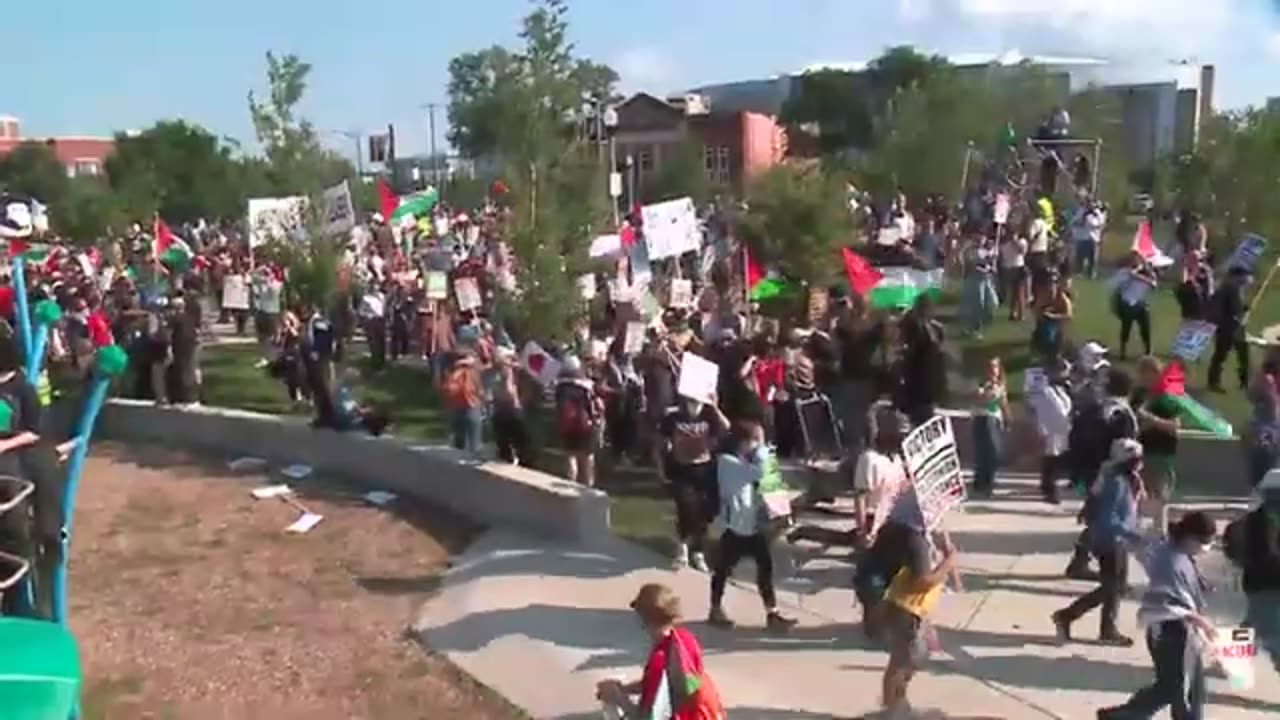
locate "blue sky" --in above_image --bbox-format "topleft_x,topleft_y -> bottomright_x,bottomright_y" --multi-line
7,0 -> 1280,159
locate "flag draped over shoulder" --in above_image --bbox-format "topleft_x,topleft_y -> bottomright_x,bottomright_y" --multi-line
637,627 -> 725,720
1153,360 -> 1233,438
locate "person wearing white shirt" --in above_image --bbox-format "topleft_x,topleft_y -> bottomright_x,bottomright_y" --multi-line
359,285 -> 388,370
853,408 -> 911,545
1029,359 -> 1074,504
1000,234 -> 1029,321
1071,202 -> 1106,279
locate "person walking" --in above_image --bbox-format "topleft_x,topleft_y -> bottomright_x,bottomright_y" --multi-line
1224,470 -> 1280,672
554,355 -> 601,487
1053,439 -> 1145,647
1132,356 -> 1181,534
1029,357 -> 1073,504
441,348 -> 484,455
359,282 -> 389,371
707,419 -> 797,633
655,392 -> 729,571
1097,511 -> 1218,720
1114,253 -> 1157,360
1207,266 -> 1252,393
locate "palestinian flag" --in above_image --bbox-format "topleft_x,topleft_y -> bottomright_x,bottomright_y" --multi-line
1133,220 -> 1174,269
154,217 -> 192,272
866,266 -> 944,310
1152,359 -> 1233,438
841,248 -> 883,297
744,246 -> 794,302
637,626 -> 723,719
390,187 -> 440,226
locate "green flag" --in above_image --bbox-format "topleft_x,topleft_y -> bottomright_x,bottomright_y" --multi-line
390,188 -> 440,225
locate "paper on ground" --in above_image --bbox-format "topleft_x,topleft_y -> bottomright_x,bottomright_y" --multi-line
228,456 -> 267,472
364,491 -> 397,506
285,512 -> 324,534
280,464 -> 313,480
251,484 -> 292,500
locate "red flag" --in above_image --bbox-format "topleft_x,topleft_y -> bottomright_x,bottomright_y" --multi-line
153,216 -> 177,257
1153,359 -> 1187,397
619,222 -> 637,249
745,247 -> 765,291
377,178 -> 399,222
841,248 -> 884,297
1132,220 -> 1155,259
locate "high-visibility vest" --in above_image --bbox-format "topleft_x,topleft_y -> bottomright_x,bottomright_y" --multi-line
36,371 -> 53,407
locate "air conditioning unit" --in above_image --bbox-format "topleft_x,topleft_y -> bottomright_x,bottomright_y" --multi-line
668,93 -> 710,116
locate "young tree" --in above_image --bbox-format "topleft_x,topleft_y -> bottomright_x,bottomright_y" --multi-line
737,164 -> 853,289
0,142 -> 70,206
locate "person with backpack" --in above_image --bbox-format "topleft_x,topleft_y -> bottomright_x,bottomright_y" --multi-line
1224,470 -> 1280,672
441,348 -> 484,455
554,355 -> 601,486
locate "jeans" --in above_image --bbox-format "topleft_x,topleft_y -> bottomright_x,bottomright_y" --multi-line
450,406 -> 483,453
668,461 -> 717,552
710,530 -> 776,610
1245,591 -> 1280,673
1101,620 -> 1204,720
1060,542 -> 1128,635
971,415 -> 1002,492
1075,240 -> 1099,279
963,274 -> 998,333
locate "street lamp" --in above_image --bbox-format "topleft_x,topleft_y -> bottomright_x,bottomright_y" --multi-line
326,129 -> 363,175
603,106 -> 620,225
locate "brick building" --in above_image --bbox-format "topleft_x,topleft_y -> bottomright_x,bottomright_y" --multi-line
611,93 -> 787,197
0,115 -> 115,178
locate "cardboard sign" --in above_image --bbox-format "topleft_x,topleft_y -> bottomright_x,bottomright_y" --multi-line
589,233 -> 622,259
221,274 -> 250,310
676,353 -> 719,404
247,196 -> 307,248
640,197 -> 701,260
424,271 -> 448,300
902,415 -> 965,530
1225,234 -> 1268,275
668,278 -> 693,308
454,277 -> 482,311
322,180 -> 355,235
623,321 -> 647,355
1023,367 -> 1047,396
993,193 -> 1010,225
1215,627 -> 1257,690
1119,274 -> 1153,306
1170,320 -> 1217,361
875,227 -> 902,246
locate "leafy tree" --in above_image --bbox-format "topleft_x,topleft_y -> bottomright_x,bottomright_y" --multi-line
737,164 -> 853,288
55,177 -> 127,244
104,120 -> 243,223
0,141 -> 69,205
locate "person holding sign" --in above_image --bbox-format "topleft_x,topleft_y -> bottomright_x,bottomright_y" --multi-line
656,390 -> 729,572
1112,253 -> 1157,360
707,420 -> 797,633
1097,511 -> 1217,720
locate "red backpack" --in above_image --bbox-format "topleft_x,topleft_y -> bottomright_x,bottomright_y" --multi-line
557,392 -> 592,439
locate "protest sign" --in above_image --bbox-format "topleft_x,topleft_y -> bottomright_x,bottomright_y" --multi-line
321,180 -> 355,235
1225,234 -> 1268,275
519,341 -> 561,387
247,196 -> 307,247
1170,320 -> 1217,361
901,415 -> 965,530
638,290 -> 662,320
424,271 -> 448,300
1023,367 -> 1047,396
668,278 -> 693,308
221,274 -> 250,310
623,321 -> 647,355
454,277 -> 482,311
629,237 -> 652,288
1214,627 -> 1256,690
993,193 -> 1010,225
875,227 -> 901,246
677,353 -> 719,404
641,197 -> 701,260
589,233 -> 622,259
577,274 -> 597,300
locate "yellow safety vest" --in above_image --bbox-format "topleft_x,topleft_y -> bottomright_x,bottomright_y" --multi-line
36,371 -> 53,408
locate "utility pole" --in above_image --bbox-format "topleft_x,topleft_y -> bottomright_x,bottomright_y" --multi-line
420,102 -> 442,197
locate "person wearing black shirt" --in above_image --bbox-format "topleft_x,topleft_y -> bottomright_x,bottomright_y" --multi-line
1224,476 -> 1280,672
1207,267 -> 1252,393
899,295 -> 946,426
834,296 -> 883,459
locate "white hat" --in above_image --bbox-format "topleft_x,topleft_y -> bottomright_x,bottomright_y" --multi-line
1110,438 -> 1144,463
371,212 -> 385,224
1078,341 -> 1109,371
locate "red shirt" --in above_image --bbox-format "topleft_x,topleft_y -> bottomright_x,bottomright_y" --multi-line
753,357 -> 785,401
87,309 -> 113,347
0,286 -> 13,320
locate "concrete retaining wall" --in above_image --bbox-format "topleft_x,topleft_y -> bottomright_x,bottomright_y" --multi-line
94,399 -> 612,544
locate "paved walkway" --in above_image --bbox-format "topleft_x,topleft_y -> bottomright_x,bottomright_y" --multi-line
415,475 -> 1279,719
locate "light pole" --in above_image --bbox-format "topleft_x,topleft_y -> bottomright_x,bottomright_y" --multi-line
419,102 -> 442,199
604,105 -> 620,226
625,154 -> 636,214
329,129 -> 364,176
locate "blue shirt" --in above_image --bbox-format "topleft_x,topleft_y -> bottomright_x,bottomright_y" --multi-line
1090,469 -> 1141,547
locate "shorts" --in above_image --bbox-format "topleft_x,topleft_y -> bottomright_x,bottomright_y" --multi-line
1142,455 -> 1177,500
882,603 -> 928,666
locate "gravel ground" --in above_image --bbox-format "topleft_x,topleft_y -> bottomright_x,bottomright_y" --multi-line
68,443 -> 525,720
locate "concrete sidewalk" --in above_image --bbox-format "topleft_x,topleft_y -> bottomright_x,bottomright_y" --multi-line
414,477 -> 1279,719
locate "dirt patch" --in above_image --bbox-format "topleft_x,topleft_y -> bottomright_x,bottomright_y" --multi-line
70,443 -> 526,720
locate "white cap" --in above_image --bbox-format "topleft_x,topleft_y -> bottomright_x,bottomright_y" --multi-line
1079,341 -> 1109,371
1110,438 -> 1144,463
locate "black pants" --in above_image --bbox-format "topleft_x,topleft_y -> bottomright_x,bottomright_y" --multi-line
365,317 -> 388,369
1102,620 -> 1204,719
491,405 -> 529,463
710,530 -> 776,610
1040,452 -> 1070,501
669,461 -> 717,553
1208,331 -> 1249,390
1060,542 -> 1127,635
1119,303 -> 1152,357
390,318 -> 410,361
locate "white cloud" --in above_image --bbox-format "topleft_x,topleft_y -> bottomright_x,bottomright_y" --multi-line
614,47 -> 678,95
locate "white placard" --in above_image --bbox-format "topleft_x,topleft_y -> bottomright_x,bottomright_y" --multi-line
424,271 -> 448,300
251,484 -> 292,500
676,353 -> 719,404
247,196 -> 307,248
454,277 -> 481,311
629,239 -> 652,288
577,274 -> 597,300
1023,367 -> 1047,396
1225,234 -> 1267,275
519,341 -> 561,386
875,227 -> 902,246
589,233 -> 622,259
322,180 -> 355,236
1215,626 -> 1257,690
1171,320 -> 1217,361
641,197 -> 701,260
285,511 -> 324,534
668,278 -> 693,308
901,415 -> 965,530
623,321 -> 646,355
993,193 -> 1011,225
222,274 -> 250,311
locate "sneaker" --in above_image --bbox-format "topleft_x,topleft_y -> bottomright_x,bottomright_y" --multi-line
672,543 -> 689,569
1099,631 -> 1135,647
1051,611 -> 1072,642
766,611 -> 797,633
689,552 -> 710,573
708,607 -> 735,629
1064,562 -> 1099,581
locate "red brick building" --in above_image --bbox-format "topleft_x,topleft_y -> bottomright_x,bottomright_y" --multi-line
0,115 -> 115,178
612,93 -> 787,197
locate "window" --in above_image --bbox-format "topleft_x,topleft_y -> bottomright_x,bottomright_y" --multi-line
715,146 -> 731,184
703,145 -> 716,178
71,159 -> 101,177
637,146 -> 653,172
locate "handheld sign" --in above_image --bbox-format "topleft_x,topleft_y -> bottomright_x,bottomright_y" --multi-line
1215,627 -> 1257,690
454,277 -> 482,311
901,415 -> 965,530
676,353 -> 719,405
1225,234 -> 1267,275
1170,320 -> 1216,362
